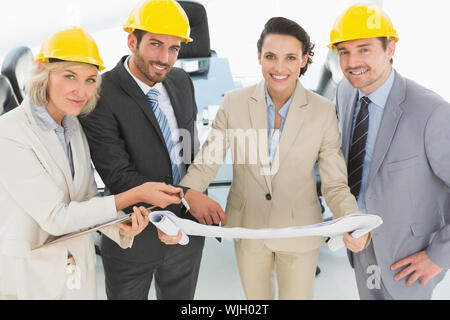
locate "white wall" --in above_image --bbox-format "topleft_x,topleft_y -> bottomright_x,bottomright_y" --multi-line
0,0 -> 448,100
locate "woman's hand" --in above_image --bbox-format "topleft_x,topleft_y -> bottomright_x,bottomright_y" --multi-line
139,182 -> 182,209
114,182 -> 182,212
118,206 -> 150,237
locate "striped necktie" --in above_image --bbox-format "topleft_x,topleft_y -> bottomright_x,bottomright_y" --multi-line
146,89 -> 181,185
347,96 -> 371,199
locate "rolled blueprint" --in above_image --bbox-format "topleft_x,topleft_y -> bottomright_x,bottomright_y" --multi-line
149,210 -> 383,251
149,212 -> 190,245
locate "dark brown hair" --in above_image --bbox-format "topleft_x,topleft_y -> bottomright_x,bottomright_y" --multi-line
133,29 -> 146,48
378,37 -> 394,64
257,17 -> 314,77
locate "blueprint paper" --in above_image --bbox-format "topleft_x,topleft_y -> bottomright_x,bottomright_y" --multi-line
149,211 -> 383,251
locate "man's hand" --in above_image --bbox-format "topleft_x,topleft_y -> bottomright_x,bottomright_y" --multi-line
184,189 -> 227,226
343,232 -> 370,253
391,250 -> 443,286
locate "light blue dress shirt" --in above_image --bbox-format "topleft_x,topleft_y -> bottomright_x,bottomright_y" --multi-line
30,104 -> 77,177
265,84 -> 295,167
351,70 -> 395,212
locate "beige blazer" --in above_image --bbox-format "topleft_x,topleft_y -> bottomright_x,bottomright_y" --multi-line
181,80 -> 359,253
0,99 -> 131,299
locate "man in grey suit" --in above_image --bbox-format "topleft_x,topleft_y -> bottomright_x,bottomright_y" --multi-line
329,3 -> 450,299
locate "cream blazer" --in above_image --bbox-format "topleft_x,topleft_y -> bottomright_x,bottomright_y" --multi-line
0,99 -> 131,299
181,80 -> 360,253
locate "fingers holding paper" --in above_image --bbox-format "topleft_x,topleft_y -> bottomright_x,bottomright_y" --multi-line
118,206 -> 150,237
157,228 -> 183,245
343,231 -> 370,253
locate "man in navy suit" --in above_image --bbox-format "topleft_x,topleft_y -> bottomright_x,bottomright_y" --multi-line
80,0 -> 224,300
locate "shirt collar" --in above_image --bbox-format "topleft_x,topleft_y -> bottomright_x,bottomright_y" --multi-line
124,55 -> 164,95
30,104 -> 74,131
30,104 -> 77,143
358,69 -> 395,109
265,82 -> 296,118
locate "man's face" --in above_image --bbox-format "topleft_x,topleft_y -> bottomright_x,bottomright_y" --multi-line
128,31 -> 182,86
336,37 -> 395,95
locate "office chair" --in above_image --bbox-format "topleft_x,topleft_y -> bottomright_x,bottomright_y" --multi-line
314,49 -> 344,214
314,49 -> 343,102
313,50 -> 345,278
0,75 -> 19,115
1,46 -> 34,104
178,0 -> 214,59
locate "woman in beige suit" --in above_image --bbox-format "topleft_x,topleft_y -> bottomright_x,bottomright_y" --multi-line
176,17 -> 362,299
0,27 -> 182,299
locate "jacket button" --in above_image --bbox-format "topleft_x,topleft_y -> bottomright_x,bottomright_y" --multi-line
265,193 -> 272,200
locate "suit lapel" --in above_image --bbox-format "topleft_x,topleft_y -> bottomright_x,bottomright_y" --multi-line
23,101 -> 75,196
367,71 -> 406,188
70,119 -> 87,196
163,76 -> 186,130
275,82 -> 308,169
248,81 -> 272,194
341,90 -> 359,162
115,57 -> 167,147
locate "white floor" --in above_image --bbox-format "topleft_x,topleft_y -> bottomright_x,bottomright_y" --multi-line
94,187 -> 450,300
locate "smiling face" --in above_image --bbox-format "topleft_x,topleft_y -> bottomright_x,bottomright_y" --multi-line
128,31 -> 181,86
46,64 -> 98,125
258,33 -> 307,98
337,37 -> 395,95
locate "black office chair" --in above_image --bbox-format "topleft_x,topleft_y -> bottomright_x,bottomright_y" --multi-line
313,50 -> 345,278
0,75 -> 19,115
178,0 -> 214,59
314,49 -> 343,102
1,46 -> 34,104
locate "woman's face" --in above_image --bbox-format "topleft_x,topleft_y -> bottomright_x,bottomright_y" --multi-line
46,64 -> 98,124
258,33 -> 307,97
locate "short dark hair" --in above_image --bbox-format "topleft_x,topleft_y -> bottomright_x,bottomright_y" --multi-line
378,37 -> 394,64
257,17 -> 314,77
133,29 -> 147,48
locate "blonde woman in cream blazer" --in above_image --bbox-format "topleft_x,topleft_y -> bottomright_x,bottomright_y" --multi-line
0,27 -> 182,299
179,18 -> 362,299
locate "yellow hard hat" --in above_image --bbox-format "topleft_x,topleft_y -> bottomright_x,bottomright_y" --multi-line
124,0 -> 192,43
329,3 -> 399,49
35,26 -> 105,71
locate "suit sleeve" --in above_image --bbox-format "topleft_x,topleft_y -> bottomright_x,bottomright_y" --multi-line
179,93 -> 230,192
318,103 -> 360,218
424,102 -> 450,269
83,162 -> 134,249
79,97 -> 149,195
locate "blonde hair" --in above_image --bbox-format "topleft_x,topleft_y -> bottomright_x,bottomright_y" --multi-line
25,61 -> 102,115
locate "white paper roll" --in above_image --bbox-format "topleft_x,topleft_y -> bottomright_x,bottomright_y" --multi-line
149,212 -> 189,245
149,210 -> 383,251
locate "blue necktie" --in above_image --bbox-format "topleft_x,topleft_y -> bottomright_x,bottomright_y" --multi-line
146,89 -> 181,185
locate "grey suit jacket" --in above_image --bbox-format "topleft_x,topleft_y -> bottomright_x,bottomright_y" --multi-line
337,69 -> 450,299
